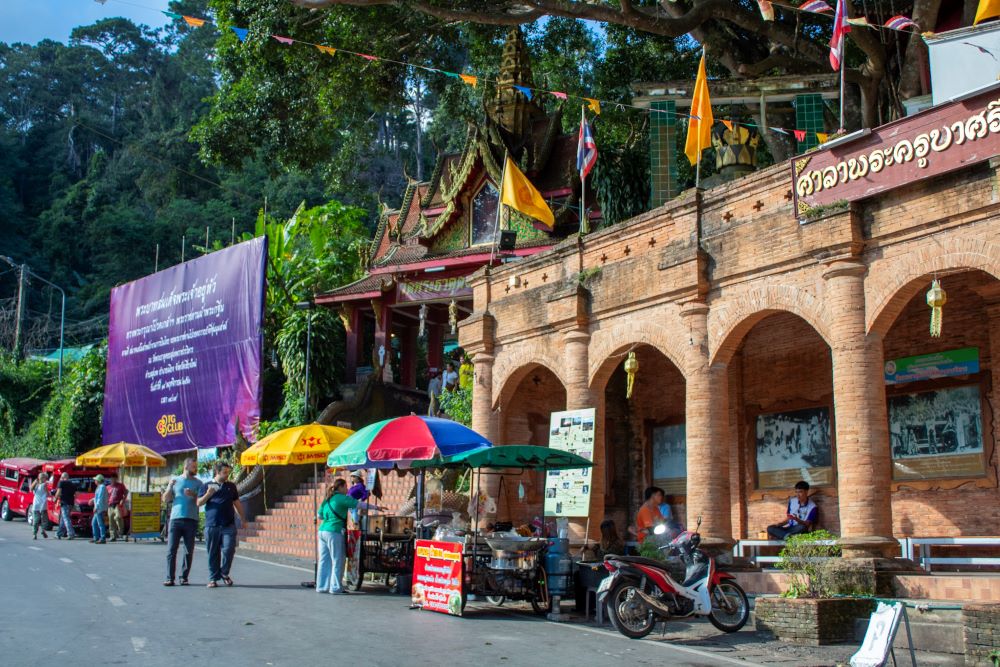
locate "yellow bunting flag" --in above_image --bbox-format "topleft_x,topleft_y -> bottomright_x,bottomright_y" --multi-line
846,17 -> 870,26
975,0 -> 1000,24
183,16 -> 206,27
459,74 -> 478,87
586,98 -> 601,115
684,53 -> 714,167
816,132 -> 829,144
500,156 -> 554,230
315,45 -> 336,56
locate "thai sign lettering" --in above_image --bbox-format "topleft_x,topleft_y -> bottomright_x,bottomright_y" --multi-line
397,277 -> 471,302
884,347 -> 980,385
792,84 -> 1000,216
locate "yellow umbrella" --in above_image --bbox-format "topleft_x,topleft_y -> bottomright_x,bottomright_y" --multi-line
76,442 -> 168,468
241,423 -> 354,466
240,423 -> 354,586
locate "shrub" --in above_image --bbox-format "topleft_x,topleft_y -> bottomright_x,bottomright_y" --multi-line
777,529 -> 842,598
438,387 -> 472,426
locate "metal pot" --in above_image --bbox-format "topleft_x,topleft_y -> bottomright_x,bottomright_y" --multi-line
488,549 -> 540,571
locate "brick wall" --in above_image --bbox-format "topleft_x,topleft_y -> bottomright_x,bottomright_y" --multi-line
755,596 -> 875,645
963,603 -> 1000,666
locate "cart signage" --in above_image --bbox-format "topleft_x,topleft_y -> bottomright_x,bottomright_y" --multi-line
544,408 -> 596,517
412,539 -> 464,616
129,492 -> 161,539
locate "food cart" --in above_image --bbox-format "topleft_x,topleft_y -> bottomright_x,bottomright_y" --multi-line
409,445 -> 593,617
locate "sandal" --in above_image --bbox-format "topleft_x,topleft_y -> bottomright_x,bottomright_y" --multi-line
222,576 -> 233,587
163,580 -> 175,587
206,581 -> 218,588
179,578 -> 189,586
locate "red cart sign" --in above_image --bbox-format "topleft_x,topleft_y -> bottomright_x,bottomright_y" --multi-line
412,539 -> 464,616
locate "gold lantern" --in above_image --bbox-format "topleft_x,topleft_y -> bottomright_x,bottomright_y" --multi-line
624,351 -> 639,400
926,279 -> 946,338
448,300 -> 458,335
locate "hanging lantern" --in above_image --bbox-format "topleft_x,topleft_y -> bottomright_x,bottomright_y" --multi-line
449,299 -> 458,335
926,279 -> 947,338
418,303 -> 428,339
624,351 -> 639,400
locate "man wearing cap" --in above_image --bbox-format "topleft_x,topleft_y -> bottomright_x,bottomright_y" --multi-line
90,475 -> 109,544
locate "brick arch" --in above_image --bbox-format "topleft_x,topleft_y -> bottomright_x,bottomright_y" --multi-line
588,316 -> 689,393
866,237 -> 1000,336
491,344 -> 566,410
709,283 -> 831,365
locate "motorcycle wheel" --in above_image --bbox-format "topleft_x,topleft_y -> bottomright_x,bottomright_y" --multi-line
605,579 -> 656,639
708,581 -> 750,633
485,596 -> 505,606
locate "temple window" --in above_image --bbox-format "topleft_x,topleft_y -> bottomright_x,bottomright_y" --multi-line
470,181 -> 500,246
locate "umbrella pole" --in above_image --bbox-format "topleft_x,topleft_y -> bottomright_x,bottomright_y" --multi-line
302,462 -> 319,589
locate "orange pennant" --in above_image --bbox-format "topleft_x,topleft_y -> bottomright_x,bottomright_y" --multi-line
183,16 -> 206,27
585,98 -> 601,115
315,45 -> 336,56
459,74 -> 478,87
816,132 -> 829,144
721,120 -> 734,132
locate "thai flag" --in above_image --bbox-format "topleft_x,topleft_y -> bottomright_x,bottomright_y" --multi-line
799,0 -> 833,13
829,0 -> 851,71
884,15 -> 919,31
577,111 -> 597,180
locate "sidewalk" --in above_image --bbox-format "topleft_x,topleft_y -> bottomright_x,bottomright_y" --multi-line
236,547 -> 964,666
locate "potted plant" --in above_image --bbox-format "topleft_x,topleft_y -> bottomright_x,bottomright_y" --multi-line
755,530 -> 875,646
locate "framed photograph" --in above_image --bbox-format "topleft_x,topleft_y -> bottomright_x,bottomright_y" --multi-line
651,423 -> 686,496
755,406 -> 833,489
889,384 -> 985,480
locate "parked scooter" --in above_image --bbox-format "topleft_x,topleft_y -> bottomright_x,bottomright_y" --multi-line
598,519 -> 750,639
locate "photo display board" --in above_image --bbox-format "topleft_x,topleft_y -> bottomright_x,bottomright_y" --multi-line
651,423 -> 686,496
544,408 -> 596,517
755,406 -> 833,489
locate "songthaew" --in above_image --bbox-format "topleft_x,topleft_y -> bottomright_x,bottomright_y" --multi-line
316,27 -> 599,391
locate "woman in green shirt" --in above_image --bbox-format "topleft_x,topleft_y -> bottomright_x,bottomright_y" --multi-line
317,478 -> 382,594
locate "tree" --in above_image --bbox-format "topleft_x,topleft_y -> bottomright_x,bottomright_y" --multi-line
290,0 -> 966,147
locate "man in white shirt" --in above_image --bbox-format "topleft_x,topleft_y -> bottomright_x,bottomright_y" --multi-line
427,370 -> 442,416
442,361 -> 459,392
766,480 -> 818,540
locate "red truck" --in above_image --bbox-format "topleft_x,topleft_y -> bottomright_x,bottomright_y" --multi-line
42,459 -> 121,534
0,458 -> 47,522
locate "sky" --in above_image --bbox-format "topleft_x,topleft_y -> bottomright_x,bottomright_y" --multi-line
0,0 -> 170,45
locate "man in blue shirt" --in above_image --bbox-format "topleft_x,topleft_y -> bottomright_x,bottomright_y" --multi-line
197,461 -> 244,588
90,474 -> 109,544
767,480 -> 819,540
162,457 -> 201,586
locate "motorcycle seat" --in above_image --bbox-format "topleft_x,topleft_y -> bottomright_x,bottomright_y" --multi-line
607,555 -> 670,569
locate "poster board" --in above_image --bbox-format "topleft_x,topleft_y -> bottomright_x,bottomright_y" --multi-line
755,406 -> 833,489
544,408 -> 596,517
129,492 -> 161,539
850,602 -> 912,667
412,539 -> 464,616
652,423 -> 686,496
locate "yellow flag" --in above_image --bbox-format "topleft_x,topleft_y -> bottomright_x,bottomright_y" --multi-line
684,53 -> 714,167
585,98 -> 601,115
315,45 -> 336,56
976,0 -> 1000,24
500,157 -> 554,230
459,74 -> 478,87
816,132 -> 829,144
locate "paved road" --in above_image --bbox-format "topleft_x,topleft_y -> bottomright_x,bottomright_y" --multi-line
0,520 -> 758,667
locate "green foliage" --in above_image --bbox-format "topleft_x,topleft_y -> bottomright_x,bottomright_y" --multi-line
637,536 -> 668,562
438,388 -> 472,427
988,649 -> 1000,667
0,346 -> 106,459
0,356 -> 57,446
777,529 -> 842,599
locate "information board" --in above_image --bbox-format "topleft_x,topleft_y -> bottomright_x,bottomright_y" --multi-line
543,408 -> 596,517
129,492 -> 161,539
412,539 -> 464,616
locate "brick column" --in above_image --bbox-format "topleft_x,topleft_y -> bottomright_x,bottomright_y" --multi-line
562,329 -> 592,410
681,302 -> 733,549
471,352 -> 498,442
823,261 -> 896,558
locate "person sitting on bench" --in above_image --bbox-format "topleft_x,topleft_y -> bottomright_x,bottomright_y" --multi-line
766,480 -> 817,540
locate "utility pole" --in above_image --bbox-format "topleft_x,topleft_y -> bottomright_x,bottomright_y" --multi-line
12,263 -> 27,359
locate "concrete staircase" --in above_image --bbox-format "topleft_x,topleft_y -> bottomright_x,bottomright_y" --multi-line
240,477 -> 324,560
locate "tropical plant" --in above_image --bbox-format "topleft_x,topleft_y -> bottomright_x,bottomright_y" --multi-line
438,387 -> 472,426
777,529 -> 842,599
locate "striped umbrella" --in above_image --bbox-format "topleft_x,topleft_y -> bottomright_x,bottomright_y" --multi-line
326,416 -> 491,470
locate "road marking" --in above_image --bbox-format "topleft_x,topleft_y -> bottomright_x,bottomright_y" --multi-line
131,637 -> 146,653
54,585 -> 66,593
235,554 -> 311,572
28,546 -> 42,551
108,596 -> 126,607
60,557 -> 73,563
86,573 -> 101,580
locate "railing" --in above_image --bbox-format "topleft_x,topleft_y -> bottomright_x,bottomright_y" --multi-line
901,537 -> 1000,572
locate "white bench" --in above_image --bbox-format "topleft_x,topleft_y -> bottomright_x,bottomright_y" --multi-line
901,537 -> 1000,572
734,539 -> 908,566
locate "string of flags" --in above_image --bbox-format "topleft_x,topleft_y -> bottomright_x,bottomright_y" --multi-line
757,1 -> 925,35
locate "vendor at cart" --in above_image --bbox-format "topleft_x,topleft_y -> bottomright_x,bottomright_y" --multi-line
634,486 -> 667,541
347,471 -> 370,525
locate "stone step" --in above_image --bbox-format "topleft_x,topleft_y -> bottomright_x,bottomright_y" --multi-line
240,543 -> 314,559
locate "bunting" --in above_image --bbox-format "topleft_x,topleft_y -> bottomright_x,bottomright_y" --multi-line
513,85 -> 533,100
721,119 -> 734,132
459,74 -> 477,87
550,91 -> 568,100
315,45 -> 337,56
360,54 -> 379,61
183,16 -> 206,28
585,98 -> 601,115
758,1 -> 775,21
231,27 -> 248,42
793,129 -> 807,142
884,15 -> 920,31
799,1 -> 833,13
816,132 -> 829,143
272,35 -> 294,45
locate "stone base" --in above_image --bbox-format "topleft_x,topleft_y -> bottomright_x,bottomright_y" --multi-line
964,603 -> 1000,666
755,597 -> 875,646
839,535 -> 901,559
824,556 -> 922,598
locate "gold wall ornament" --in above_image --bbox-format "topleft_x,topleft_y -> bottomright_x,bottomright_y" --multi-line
624,351 -> 639,400
338,304 -> 354,333
418,303 -> 428,339
448,299 -> 458,335
926,279 -> 947,337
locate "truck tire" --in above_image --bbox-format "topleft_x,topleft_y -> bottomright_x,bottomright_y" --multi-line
1,500 -> 11,521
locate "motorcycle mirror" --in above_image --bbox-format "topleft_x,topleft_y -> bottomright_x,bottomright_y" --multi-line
696,516 -> 703,530
653,523 -> 667,535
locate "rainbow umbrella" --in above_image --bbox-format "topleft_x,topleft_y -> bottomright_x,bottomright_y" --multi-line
326,416 -> 491,470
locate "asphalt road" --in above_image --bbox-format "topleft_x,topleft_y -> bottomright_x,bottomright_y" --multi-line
0,520 -> 757,667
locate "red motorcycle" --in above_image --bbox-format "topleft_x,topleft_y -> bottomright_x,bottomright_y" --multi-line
599,520 -> 750,639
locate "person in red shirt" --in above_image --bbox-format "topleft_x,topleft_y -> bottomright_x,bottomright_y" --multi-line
107,476 -> 129,542
634,486 -> 666,542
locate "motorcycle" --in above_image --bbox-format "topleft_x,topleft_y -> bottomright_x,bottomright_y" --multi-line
598,519 -> 750,639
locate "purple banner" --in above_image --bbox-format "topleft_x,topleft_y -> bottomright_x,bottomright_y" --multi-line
102,238 -> 266,454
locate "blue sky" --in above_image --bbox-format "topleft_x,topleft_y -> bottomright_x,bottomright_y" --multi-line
0,0 -> 170,44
